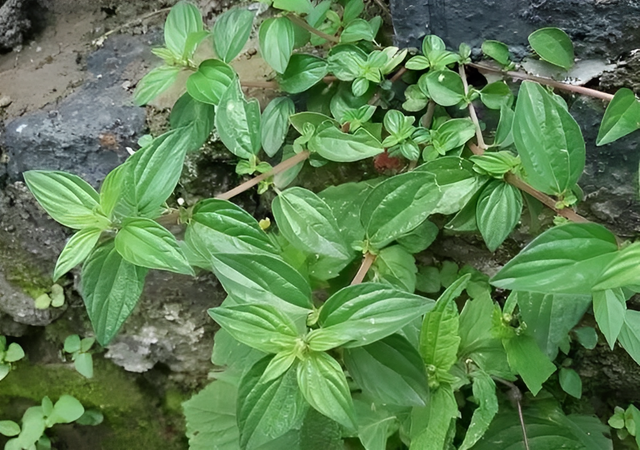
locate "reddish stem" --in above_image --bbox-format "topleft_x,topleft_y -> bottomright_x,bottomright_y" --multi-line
351,252 -> 377,285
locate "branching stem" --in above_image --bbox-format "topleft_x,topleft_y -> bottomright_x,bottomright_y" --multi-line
351,252 -> 377,285
459,64 -> 487,151
92,7 -> 172,46
287,14 -> 340,43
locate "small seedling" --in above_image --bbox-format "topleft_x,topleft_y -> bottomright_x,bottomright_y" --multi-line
0,336 -> 25,382
63,335 -> 95,379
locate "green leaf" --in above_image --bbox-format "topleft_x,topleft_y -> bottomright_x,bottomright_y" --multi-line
319,180 -> 377,245
429,119 -> 476,156
594,242 -> 640,290
344,334 -> 429,407
169,93 -> 216,150
46,395 -> 84,427
491,223 -> 618,294
425,69 -> 465,107
593,288 -> 626,349
343,0 -> 364,23
371,245 -> 417,293
164,1 -> 203,56
24,170 -> 109,230
517,291 -> 591,359
308,126 -> 383,162
340,19 -> 375,43
479,81 -> 513,110
17,406 -> 45,449
99,164 -> 136,221
262,97 -> 295,157
186,59 -> 237,105
273,0 -> 312,14
63,335 -> 81,354
115,217 -> 193,275
211,328 -> 265,371
208,304 -> 300,354
296,352 -> 356,430
476,180 -> 523,251
470,151 -> 520,178
513,81 -> 585,195
81,240 -> 148,345
503,334 -> 556,395
238,357 -> 307,449
482,40 -> 510,66
0,364 -> 9,381
459,370 -> 499,450
53,228 -> 102,281
278,54 -> 329,94
75,409 -> 103,426
212,8 -> 255,63
272,187 -> 352,280
259,17 -> 296,74
559,367 -> 582,399
133,65 -> 182,106
312,283 -> 435,350
396,220 -> 439,254
74,352 -> 94,379
494,104 -> 515,148
409,386 -> 458,450
289,112 -> 338,134
4,343 -> 24,363
573,327 -> 598,350
528,27 -> 574,70
596,88 -> 640,146
353,397 -> 399,450
619,310 -> 640,366
0,421 -> 20,437
215,91 -> 262,159
360,171 -> 440,249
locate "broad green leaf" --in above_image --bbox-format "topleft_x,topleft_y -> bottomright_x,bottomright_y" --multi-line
272,187 -> 352,280
24,170 -> 109,230
517,291 -> 591,359
63,335 -> 81,354
494,104 -> 515,148
115,217 -> 193,275
274,146 -> 305,189
513,81 -> 585,195
371,245 -> 417,293
594,242 -> 640,290
211,329 -> 265,372
209,304 -> 300,354
0,421 -> 20,437
409,386 -> 458,450
289,112 -> 338,134
296,352 -> 356,430
74,352 -> 94,379
308,126 -> 383,162
127,128 -> 195,217
133,65 -> 182,106
396,220 -> 439,254
459,370 -> 498,450
4,343 -> 24,363
99,164 -> 136,221
46,395 -> 84,427
528,27 -> 574,70
344,334 -> 429,407
470,151 -> 520,178
428,118 -> 476,156
164,1 -> 203,56
17,407 -> 45,449
480,81 -> 513,110
260,17 -> 296,74
186,59 -> 237,105
360,171 -> 440,249
278,55 -> 329,94
425,69 -> 465,107
262,97 -> 295,157
619,310 -> 640,366
596,88 -> 640,146
353,397 -> 400,450
212,8 -> 255,63
312,283 -> 435,350
238,357 -> 307,449
53,228 -> 102,281
169,93 -> 216,150
273,0 -> 312,14
340,19 -> 375,43
559,367 -> 582,399
573,326 -> 598,350
491,223 -> 618,294
319,180 -> 377,245
592,288 -> 626,349
215,92 -> 262,159
476,180 -> 523,251
343,0 -> 364,23
503,334 -> 556,395
481,40 -> 510,66
81,240 -> 148,345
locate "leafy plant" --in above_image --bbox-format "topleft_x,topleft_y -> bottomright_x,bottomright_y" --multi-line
22,1 -> 640,449
0,337 -> 25,382
63,335 -> 95,379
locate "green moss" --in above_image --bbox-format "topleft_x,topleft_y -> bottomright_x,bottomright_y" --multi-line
0,358 -> 186,450
4,260 -> 51,299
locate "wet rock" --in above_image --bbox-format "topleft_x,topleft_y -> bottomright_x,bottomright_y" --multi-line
390,0 -> 640,59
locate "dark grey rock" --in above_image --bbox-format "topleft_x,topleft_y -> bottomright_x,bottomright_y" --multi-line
390,0 -> 640,60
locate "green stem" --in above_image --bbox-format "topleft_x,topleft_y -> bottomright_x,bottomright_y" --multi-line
459,64 -> 487,151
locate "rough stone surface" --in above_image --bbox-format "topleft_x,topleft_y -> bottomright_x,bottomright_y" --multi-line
0,0 -> 33,51
390,0 -> 640,59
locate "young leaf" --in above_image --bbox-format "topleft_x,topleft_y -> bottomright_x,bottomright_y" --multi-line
340,19 -> 375,43
593,242 -> 640,290
208,304 -> 300,354
262,97 -> 295,157
528,27 -> 574,70
0,421 -> 20,437
186,59 -> 237,105
46,395 -> 85,426
63,335 -> 81,354
133,65 -> 182,106
296,352 -> 357,430
592,288 -> 626,349
503,334 -> 556,395
371,245 -> 417,293
278,55 -> 329,94
4,343 -> 24,363
596,88 -> 640,146
81,240 -> 148,345
215,92 -> 262,159
573,327 -> 598,350
559,367 -> 582,399
212,8 -> 255,63
513,81 -> 585,196
99,164 -> 136,221
164,1 -> 203,56
308,126 -> 383,162
618,310 -> 640,366
425,69 -> 465,107
273,0 -> 313,14
23,171 -> 109,230
17,407 -> 46,449
490,223 -> 618,294
312,283 -> 435,350
459,370 -> 499,450
237,357 -> 307,449
429,118 -> 476,156
115,217 -> 194,276
344,334 -> 429,407
482,40 -> 510,66
74,352 -> 94,379
479,81 -> 513,110
53,228 -> 102,281
476,180 -> 523,251
259,17 -> 296,74
272,187 -> 352,280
